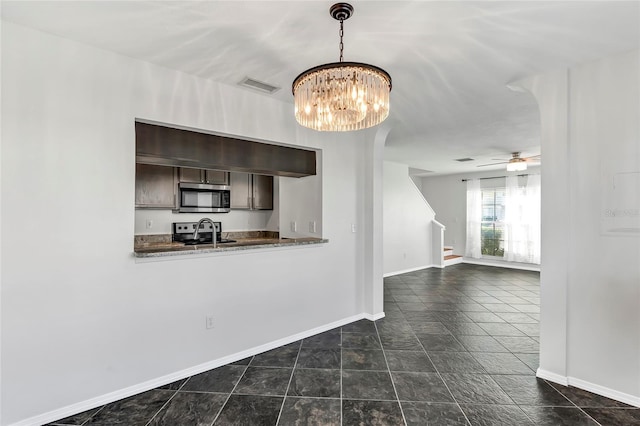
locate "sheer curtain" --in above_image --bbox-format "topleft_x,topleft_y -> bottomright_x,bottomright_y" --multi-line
465,179 -> 482,258
504,175 -> 541,264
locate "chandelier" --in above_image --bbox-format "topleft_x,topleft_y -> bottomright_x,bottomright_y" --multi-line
292,3 -> 392,132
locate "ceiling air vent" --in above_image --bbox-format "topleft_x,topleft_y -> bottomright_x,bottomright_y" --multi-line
238,77 -> 281,94
455,158 -> 474,162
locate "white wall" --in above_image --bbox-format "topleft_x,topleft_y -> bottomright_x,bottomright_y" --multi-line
279,148 -> 323,239
0,22 -> 382,425
520,50 -> 640,405
421,167 -> 540,260
383,161 -> 435,276
420,174 -> 467,252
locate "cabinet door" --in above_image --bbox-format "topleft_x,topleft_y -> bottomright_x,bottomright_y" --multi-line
230,172 -> 251,209
204,170 -> 229,185
135,164 -> 176,209
178,167 -> 204,183
252,174 -> 274,210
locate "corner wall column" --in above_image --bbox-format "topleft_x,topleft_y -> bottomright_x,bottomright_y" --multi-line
362,125 -> 389,319
512,71 -> 570,384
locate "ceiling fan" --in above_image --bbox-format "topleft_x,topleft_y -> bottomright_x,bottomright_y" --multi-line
477,152 -> 540,172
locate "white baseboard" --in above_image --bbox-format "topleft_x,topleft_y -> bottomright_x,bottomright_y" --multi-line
383,264 -> 437,277
537,368 -> 640,408
363,312 -> 386,321
536,368 -> 569,386
463,258 -> 541,272
568,377 -> 640,408
11,314 -> 369,426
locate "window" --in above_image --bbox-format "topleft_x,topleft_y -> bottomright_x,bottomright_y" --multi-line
481,188 -> 505,257
466,175 -> 541,264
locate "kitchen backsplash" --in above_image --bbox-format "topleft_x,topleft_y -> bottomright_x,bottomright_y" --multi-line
134,208 -> 278,235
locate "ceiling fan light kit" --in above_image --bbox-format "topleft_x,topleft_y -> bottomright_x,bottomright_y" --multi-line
506,158 -> 528,172
292,3 -> 392,132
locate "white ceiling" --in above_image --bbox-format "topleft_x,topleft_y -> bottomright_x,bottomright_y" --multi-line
3,1 -> 639,175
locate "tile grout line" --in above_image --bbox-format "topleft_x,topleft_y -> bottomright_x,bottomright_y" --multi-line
78,404 -> 107,426
408,306 -> 473,425
402,276 -> 502,425
274,341 -> 303,425
399,270 -> 581,425
144,379 -> 187,426
542,380 -> 605,426
208,360 -> 253,426
373,320 -> 409,426
392,274 -> 471,425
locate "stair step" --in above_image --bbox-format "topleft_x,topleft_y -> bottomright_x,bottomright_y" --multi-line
443,252 -> 464,267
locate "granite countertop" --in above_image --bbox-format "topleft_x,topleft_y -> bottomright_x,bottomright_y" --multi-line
134,233 -> 328,258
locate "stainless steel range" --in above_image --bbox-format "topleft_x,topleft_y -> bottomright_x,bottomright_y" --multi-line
172,221 -> 236,245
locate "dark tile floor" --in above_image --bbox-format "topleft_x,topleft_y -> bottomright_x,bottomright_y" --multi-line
49,264 -> 639,425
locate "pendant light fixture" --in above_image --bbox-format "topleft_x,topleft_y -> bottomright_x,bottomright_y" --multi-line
292,3 -> 392,132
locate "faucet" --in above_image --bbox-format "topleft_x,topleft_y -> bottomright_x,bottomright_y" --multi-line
193,218 -> 217,248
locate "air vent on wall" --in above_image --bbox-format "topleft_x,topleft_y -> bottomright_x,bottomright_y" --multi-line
455,158 -> 474,162
238,77 -> 281,94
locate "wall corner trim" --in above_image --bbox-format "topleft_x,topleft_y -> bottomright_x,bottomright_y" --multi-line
536,368 -> 569,386
363,312 -> 386,321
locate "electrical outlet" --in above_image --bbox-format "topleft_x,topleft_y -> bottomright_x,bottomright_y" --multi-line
351,223 -> 357,233
309,221 -> 316,233
205,315 -> 214,329
290,221 -> 297,232
145,219 -> 153,229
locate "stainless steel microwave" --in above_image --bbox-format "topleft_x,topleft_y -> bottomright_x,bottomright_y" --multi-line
178,183 -> 231,213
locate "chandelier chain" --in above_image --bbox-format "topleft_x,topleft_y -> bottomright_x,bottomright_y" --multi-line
339,19 -> 344,62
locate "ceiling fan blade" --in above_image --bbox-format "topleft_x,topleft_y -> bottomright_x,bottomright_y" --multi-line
477,161 -> 509,167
